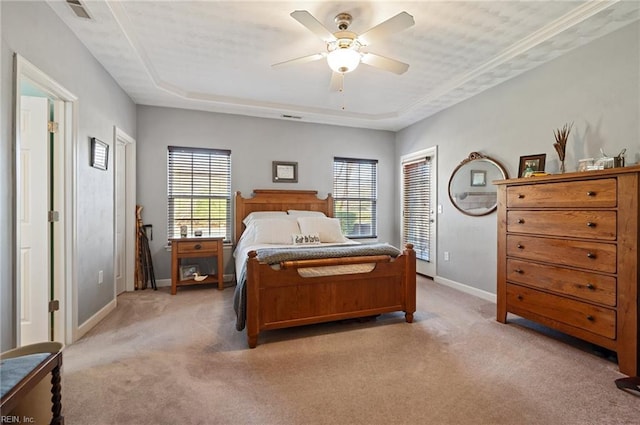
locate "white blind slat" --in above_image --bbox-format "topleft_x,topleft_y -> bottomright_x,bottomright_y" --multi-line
402,157 -> 431,261
167,146 -> 231,240
333,157 -> 377,238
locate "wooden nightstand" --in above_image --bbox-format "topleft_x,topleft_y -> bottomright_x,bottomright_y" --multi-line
170,237 -> 224,294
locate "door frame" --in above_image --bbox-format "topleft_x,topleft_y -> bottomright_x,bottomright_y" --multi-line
113,127 -> 136,294
14,54 -> 78,345
400,146 -> 437,277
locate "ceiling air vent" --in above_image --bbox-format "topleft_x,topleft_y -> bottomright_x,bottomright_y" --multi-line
281,114 -> 302,120
66,0 -> 92,20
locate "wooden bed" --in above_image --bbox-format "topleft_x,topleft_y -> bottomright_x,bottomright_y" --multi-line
235,189 -> 416,348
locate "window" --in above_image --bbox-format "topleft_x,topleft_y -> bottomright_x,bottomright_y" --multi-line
402,156 -> 432,261
333,157 -> 377,238
167,146 -> 231,241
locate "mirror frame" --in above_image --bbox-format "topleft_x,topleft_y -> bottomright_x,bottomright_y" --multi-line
448,152 -> 508,216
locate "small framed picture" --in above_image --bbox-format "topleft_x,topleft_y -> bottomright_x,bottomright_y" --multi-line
470,170 -> 486,187
272,161 -> 298,183
179,264 -> 200,281
518,154 -> 546,178
90,137 -> 109,170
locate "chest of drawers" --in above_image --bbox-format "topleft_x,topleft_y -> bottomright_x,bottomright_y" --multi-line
495,166 -> 640,376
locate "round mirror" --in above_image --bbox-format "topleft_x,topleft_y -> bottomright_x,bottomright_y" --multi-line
448,152 -> 508,216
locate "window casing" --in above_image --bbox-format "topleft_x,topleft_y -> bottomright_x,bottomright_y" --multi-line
167,146 -> 231,241
333,157 -> 377,238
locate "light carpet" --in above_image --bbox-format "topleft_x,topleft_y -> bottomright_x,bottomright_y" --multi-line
61,276 -> 639,424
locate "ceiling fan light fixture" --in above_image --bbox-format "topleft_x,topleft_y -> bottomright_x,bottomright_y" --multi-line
327,47 -> 361,73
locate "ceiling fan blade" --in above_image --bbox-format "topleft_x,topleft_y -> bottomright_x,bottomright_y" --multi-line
290,10 -> 337,42
361,53 -> 410,75
329,72 -> 344,92
358,11 -> 415,46
272,53 -> 325,68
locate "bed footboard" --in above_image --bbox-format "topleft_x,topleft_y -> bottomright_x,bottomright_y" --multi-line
246,244 -> 416,348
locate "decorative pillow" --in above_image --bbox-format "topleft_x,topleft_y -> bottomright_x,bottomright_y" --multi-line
242,211 -> 288,226
291,233 -> 321,245
253,218 -> 301,244
297,217 -> 347,243
287,210 -> 327,218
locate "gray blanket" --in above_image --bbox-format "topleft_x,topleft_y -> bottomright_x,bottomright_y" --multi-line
233,243 -> 402,331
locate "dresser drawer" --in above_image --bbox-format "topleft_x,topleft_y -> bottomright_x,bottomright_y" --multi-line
507,210 -> 616,240
506,235 -> 616,273
506,179 -> 617,208
175,240 -> 220,254
506,259 -> 616,306
506,284 -> 616,339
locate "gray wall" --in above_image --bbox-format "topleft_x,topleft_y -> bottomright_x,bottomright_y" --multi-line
136,105 -> 396,280
0,1 -> 136,349
396,21 -> 640,295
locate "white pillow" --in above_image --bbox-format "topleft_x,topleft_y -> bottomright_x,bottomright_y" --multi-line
253,218 -> 301,244
287,210 -> 327,218
242,211 -> 288,226
297,217 -> 347,243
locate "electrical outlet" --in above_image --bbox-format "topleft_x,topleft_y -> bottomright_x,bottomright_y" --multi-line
444,251 -> 450,261
98,270 -> 103,284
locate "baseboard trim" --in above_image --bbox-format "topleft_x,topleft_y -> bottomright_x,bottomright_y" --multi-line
76,298 -> 117,340
434,276 -> 496,303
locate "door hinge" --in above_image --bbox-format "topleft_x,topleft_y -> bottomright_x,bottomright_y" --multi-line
48,211 -> 60,222
48,121 -> 59,133
49,299 -> 60,313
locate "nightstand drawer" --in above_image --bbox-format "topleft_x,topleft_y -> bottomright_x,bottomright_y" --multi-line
506,235 -> 616,273
507,284 -> 616,339
176,240 -> 219,254
507,210 -> 616,240
506,178 -> 617,208
506,259 -> 616,306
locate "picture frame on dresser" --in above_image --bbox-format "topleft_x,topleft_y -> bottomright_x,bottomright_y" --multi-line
518,154 -> 546,178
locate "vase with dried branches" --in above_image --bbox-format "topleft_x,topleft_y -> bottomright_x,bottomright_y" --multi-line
553,122 -> 573,173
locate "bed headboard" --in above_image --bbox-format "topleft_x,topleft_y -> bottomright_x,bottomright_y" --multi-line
234,189 -> 334,243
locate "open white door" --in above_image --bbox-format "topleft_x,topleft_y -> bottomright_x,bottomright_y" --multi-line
19,95 -> 50,345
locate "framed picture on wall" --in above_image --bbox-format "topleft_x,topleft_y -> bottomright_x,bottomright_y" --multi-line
272,161 -> 298,183
90,137 -> 109,170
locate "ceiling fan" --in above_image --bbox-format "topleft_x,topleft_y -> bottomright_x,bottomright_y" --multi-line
273,10 -> 415,91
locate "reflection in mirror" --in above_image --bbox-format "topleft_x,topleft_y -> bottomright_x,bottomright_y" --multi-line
448,152 -> 508,216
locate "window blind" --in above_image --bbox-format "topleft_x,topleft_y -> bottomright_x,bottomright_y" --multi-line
402,156 -> 431,261
333,157 -> 377,238
167,146 -> 231,241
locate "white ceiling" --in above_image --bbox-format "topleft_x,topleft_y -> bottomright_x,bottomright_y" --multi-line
47,1 -> 640,131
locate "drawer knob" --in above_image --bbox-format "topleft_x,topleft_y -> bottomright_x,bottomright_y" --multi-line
517,295 -> 523,301
517,218 -> 525,224
586,222 -> 596,228
586,191 -> 596,197
514,268 -> 523,274
586,283 -> 595,290
516,244 -> 524,249
517,194 -> 525,199
586,315 -> 595,322
586,252 -> 596,259
194,244 -> 202,250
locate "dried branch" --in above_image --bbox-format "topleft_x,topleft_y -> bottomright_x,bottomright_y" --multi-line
553,122 -> 573,161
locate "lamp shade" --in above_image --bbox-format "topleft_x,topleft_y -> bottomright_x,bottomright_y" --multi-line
327,47 -> 361,73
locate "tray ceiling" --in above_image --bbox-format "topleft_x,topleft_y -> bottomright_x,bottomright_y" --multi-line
47,1 -> 639,131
